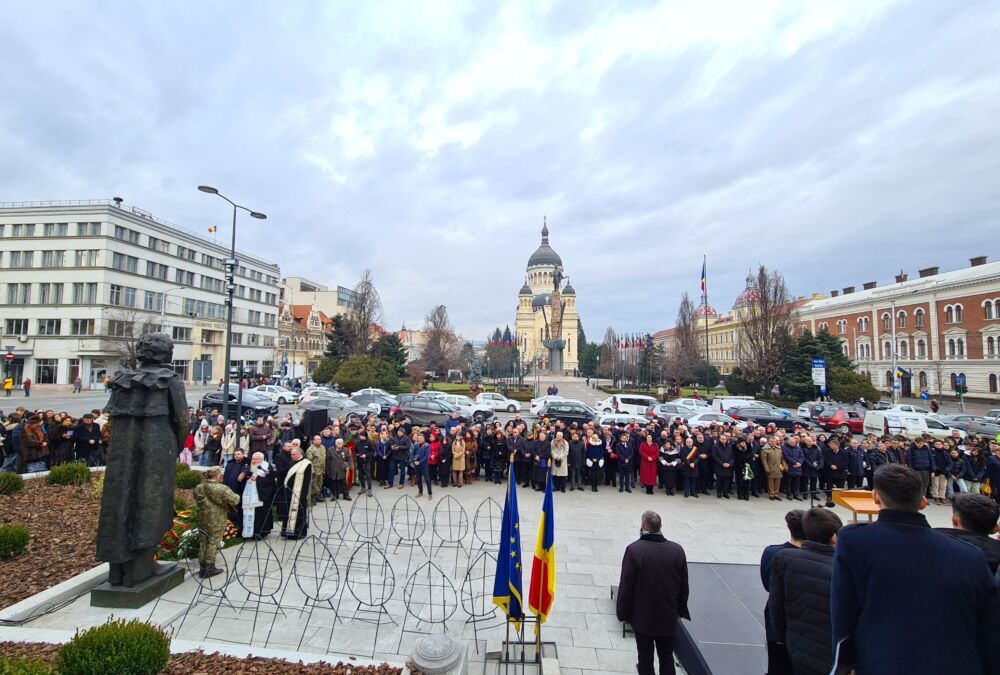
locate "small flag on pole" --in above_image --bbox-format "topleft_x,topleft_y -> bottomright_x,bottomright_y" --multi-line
208,226 -> 217,233
528,464 -> 556,632
700,258 -> 707,293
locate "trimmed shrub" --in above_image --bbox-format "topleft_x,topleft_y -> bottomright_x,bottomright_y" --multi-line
45,462 -> 91,486
176,462 -> 191,475
0,523 -> 29,560
0,655 -> 53,674
92,472 -> 105,501
57,619 -> 170,675
173,495 -> 188,511
0,471 -> 25,495
175,470 -> 203,489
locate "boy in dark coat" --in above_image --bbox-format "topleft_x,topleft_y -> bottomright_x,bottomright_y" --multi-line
832,464 -> 1000,675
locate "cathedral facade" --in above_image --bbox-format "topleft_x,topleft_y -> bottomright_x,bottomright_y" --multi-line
514,222 -> 580,375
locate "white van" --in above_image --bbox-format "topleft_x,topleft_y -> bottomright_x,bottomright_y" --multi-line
863,410 -> 967,441
595,394 -> 659,416
710,396 -> 759,414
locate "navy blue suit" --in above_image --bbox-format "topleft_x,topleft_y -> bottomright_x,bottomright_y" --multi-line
832,509 -> 1000,675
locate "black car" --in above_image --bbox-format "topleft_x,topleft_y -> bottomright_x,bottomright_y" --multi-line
197,391 -> 278,417
395,398 -> 469,426
725,407 -> 808,431
300,397 -> 373,422
350,393 -> 397,418
537,401 -> 597,427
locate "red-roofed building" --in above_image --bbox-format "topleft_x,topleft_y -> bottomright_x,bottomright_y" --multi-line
278,302 -> 332,379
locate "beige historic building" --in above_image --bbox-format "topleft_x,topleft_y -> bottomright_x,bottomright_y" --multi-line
277,303 -> 332,379
514,222 -> 580,375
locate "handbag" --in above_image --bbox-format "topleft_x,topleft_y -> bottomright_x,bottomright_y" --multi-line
983,479 -> 992,497
554,458 -> 563,467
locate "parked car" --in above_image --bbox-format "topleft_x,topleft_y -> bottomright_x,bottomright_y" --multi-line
863,410 -> 967,441
932,414 -> 1000,437
725,407 -> 808,432
985,409 -> 1000,422
537,401 -> 598,427
300,387 -> 346,404
197,391 -> 278,417
796,402 -> 818,419
815,403 -> 865,427
711,397 -> 792,417
250,385 -> 300,405
530,395 -> 565,416
435,394 -> 495,423
599,413 -> 646,428
886,403 -> 931,415
300,397 -> 373,421
669,398 -> 711,410
353,387 -> 393,398
395,399 -> 469,426
594,394 -> 660,416
816,409 -> 865,434
685,412 -> 748,431
475,392 -> 523,413
646,403 -> 696,422
350,392 -> 398,418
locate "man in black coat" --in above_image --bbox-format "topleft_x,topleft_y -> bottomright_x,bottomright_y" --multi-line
832,464 -> 1000,675
769,507 -> 843,675
72,412 -> 103,465
711,433 -> 735,499
936,493 -> 1000,576
616,510 -> 689,675
222,449 -> 250,528
760,510 -> 804,675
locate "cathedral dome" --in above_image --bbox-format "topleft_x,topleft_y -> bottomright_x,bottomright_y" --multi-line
527,221 -> 563,268
695,304 -> 719,318
734,273 -> 760,307
531,293 -> 552,309
519,281 -> 532,295
562,281 -> 576,295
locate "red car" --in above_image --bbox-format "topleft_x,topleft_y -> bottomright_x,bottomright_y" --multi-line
820,409 -> 864,434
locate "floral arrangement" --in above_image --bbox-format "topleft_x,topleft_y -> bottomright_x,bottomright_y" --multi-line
155,508 -> 242,561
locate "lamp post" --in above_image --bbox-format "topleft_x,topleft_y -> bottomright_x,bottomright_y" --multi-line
197,185 -> 266,424
158,284 -> 189,333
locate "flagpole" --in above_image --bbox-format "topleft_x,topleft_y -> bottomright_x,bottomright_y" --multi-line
890,298 -> 898,404
703,255 -> 710,396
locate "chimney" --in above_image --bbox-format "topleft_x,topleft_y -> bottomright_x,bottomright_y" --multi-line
918,266 -> 939,278
895,271 -> 908,283
831,290 -> 840,297
863,281 -> 877,290
970,256 -> 988,267
842,286 -> 855,295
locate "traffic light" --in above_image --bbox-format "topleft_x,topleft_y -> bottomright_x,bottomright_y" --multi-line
955,383 -> 968,395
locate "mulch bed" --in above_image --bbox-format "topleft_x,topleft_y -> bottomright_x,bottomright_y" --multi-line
0,479 -> 101,610
0,642 -> 404,674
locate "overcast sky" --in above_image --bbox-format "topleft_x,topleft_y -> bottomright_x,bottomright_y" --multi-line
3,1 -> 998,342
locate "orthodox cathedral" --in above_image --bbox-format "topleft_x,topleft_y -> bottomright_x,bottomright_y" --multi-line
514,221 -> 581,375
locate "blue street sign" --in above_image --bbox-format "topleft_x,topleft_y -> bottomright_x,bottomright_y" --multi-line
920,391 -> 929,400
811,358 -> 826,368
819,385 -> 827,395
893,382 -> 901,389
957,374 -> 967,386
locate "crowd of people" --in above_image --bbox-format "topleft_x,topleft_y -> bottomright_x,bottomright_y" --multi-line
0,406 -> 110,473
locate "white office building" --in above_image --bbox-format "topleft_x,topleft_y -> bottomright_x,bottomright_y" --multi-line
0,199 -> 281,389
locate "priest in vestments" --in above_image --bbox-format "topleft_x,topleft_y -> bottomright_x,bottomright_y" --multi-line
222,449 -> 250,529
281,445 -> 312,539
246,451 -> 276,538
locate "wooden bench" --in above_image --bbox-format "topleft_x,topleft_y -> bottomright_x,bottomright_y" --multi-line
832,489 -> 881,523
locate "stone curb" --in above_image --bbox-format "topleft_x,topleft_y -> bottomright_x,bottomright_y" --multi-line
0,564 -> 108,624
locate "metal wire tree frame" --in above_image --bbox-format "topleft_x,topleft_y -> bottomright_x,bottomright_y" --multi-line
287,535 -> 343,651
169,528 -> 239,641
340,540 -> 398,657
348,493 -> 386,545
461,548 -> 504,653
309,495 -> 349,556
389,493 -> 429,575
430,494 -> 470,572
401,560 -> 459,637
231,535 -> 289,646
470,496 -> 503,556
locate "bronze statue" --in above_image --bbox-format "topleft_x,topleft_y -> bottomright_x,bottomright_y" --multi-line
96,333 -> 189,586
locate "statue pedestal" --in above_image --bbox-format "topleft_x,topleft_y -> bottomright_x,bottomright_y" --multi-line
410,634 -> 468,674
90,566 -> 185,609
542,339 -> 566,375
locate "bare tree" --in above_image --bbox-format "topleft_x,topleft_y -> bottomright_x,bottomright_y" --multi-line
597,326 -> 616,379
104,307 -> 161,370
737,265 -> 796,390
420,305 -> 462,376
664,293 -> 702,384
348,269 -> 383,358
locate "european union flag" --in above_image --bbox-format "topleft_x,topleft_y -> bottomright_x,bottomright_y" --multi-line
896,366 -> 912,379
492,459 -> 524,627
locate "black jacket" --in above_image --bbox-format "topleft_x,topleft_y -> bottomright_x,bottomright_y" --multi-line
616,533 -> 690,636
769,541 -> 835,675
936,528 -> 1000,575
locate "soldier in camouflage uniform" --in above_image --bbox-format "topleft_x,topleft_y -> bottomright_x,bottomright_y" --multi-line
192,466 -> 240,578
306,435 -> 327,505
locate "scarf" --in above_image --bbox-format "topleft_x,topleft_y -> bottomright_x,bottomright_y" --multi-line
241,461 -> 269,537
284,458 -> 310,529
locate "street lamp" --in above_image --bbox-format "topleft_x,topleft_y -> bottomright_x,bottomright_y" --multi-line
158,284 -> 189,333
197,185 -> 266,424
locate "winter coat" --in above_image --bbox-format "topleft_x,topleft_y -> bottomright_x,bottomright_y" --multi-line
681,446 -> 700,478
616,533 -> 690,637
585,438 -> 604,467
248,423 -> 272,454
451,439 -> 466,471
949,455 -> 967,479
845,447 -> 865,477
390,435 -> 411,462
761,444 -> 784,478
638,442 -> 659,486
781,443 -> 805,477
769,542 -> 835,675
711,441 -> 736,478
906,443 -> 933,472
568,438 -> 585,468
823,448 -> 847,480
801,444 -> 823,477
550,438 -> 569,477
931,448 -> 953,476
966,455 -> 987,482
867,449 -> 893,472
325,445 -> 352,480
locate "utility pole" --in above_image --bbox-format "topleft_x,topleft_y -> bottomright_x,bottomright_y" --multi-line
890,299 -> 899,404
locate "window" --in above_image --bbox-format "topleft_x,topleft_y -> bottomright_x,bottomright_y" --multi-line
897,311 -> 906,328
109,284 -> 122,305
882,313 -> 891,331
945,305 -> 964,323
106,320 -> 130,337
248,310 -> 261,325
986,301 -> 995,320
42,250 -> 65,268
264,314 -> 276,329
123,287 -> 136,308
143,291 -> 164,312
957,338 -> 965,356
175,269 -> 195,286
146,261 -> 169,279
837,320 -> 847,335
883,341 -> 892,359
914,309 -> 925,328
38,283 -> 63,304
898,341 -> 908,359
955,306 -> 964,322
171,326 -> 192,342
35,359 -> 58,384
43,223 -> 68,237
146,236 -> 169,253
73,249 -> 97,267
818,322 -> 828,332
9,251 -> 34,268
858,316 -> 869,332
7,283 -> 31,304
948,338 -> 956,356
76,222 -> 101,236
70,319 -> 95,336
987,336 -> 996,357
232,333 -> 243,345
113,225 -> 140,243
111,252 -> 138,272
37,319 -> 61,335
176,245 -> 197,261
85,283 -> 97,303
916,339 -> 926,358
12,224 -> 36,237
171,360 -> 189,380
4,319 -> 27,335
72,283 -> 84,304
991,374 -> 998,394
263,336 -> 275,347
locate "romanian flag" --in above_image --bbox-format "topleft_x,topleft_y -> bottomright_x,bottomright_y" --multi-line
208,226 -> 217,233
700,258 -> 707,293
493,460 -> 525,628
528,465 -> 556,630
896,366 -> 912,379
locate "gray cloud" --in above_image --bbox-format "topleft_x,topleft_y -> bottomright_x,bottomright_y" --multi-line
2,0 -> 998,342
